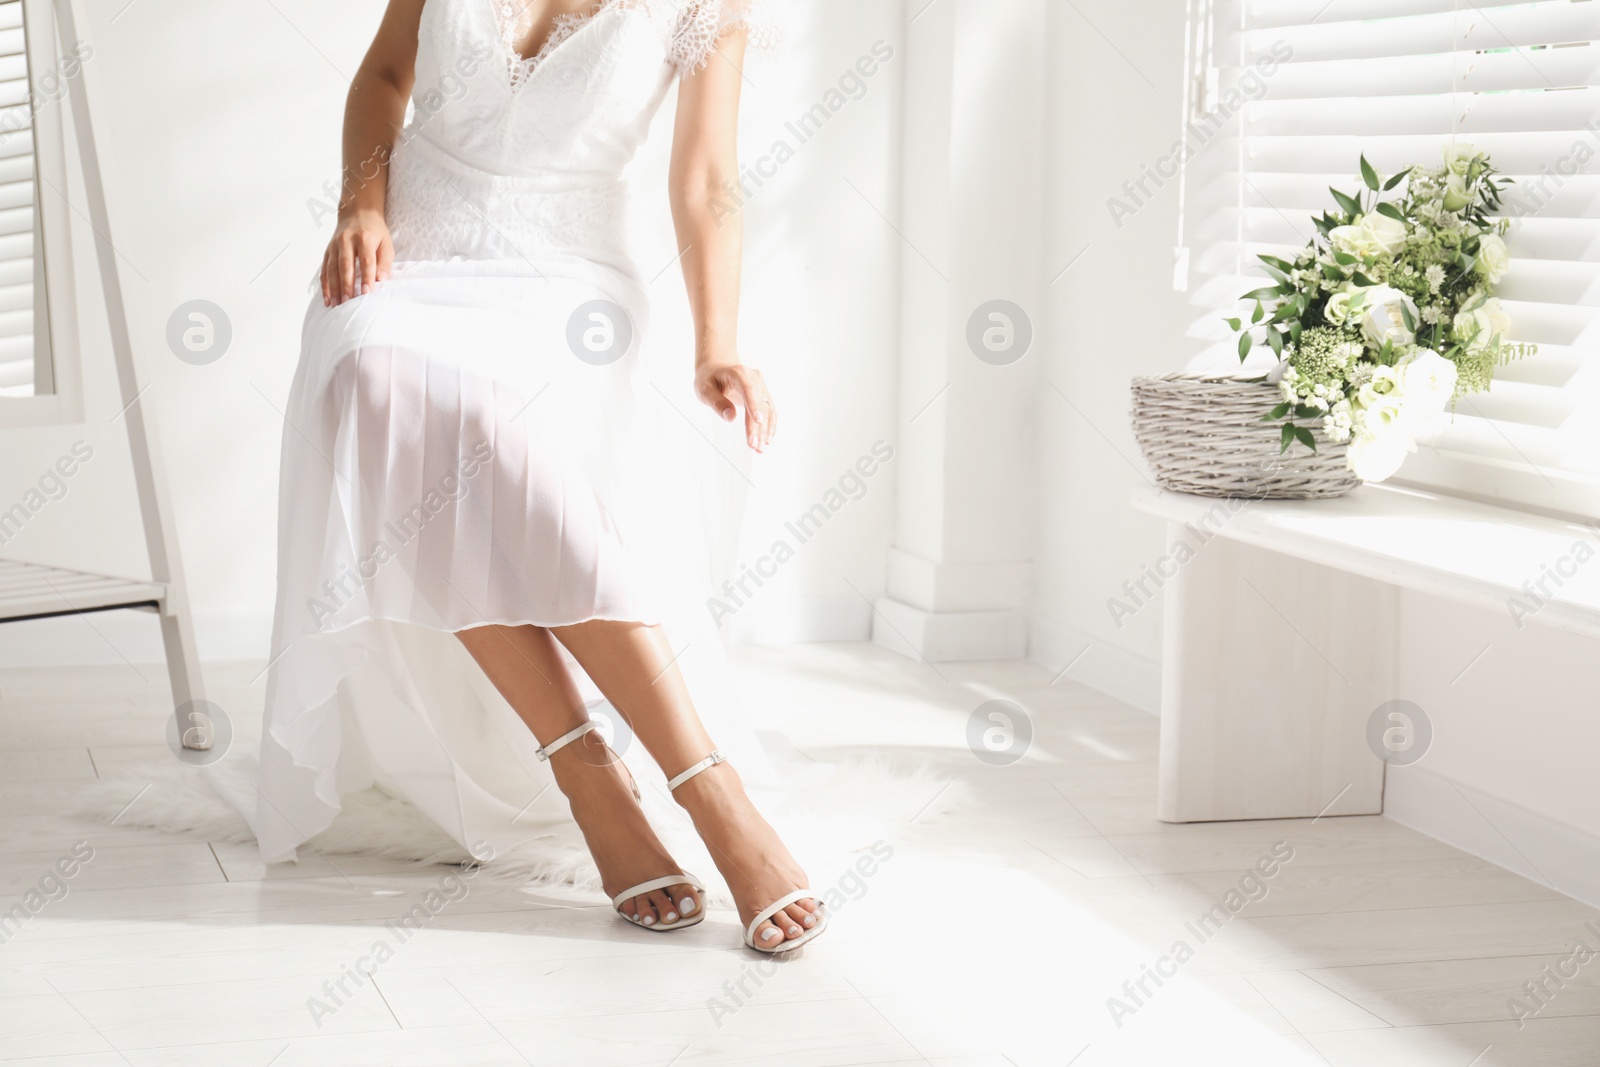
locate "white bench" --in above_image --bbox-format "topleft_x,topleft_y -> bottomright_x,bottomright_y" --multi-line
1131,483 -> 1600,823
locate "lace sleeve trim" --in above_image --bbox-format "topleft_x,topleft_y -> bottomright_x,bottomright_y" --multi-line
667,0 -> 780,76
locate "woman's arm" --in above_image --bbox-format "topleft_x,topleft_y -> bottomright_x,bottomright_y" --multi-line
321,0 -> 424,307
671,28 -> 775,453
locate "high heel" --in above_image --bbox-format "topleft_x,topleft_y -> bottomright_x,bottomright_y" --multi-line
536,720 -> 704,932
667,750 -> 827,954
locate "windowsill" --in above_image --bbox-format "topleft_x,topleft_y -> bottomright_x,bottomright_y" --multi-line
1130,483 -> 1600,640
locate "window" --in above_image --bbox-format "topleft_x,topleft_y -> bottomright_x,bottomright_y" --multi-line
0,0 -> 47,399
1176,0 -> 1600,519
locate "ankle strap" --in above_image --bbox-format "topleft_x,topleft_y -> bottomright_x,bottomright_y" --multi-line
667,750 -> 726,791
535,721 -> 601,762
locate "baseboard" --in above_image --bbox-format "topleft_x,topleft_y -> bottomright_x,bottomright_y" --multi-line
1384,761 -> 1600,911
1028,614 -> 1161,715
870,597 -> 1028,661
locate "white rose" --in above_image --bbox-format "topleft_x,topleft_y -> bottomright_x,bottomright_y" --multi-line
1330,213 -> 1408,260
1442,143 -> 1479,177
1399,348 -> 1459,411
1443,172 -> 1473,212
1359,285 -> 1420,348
1357,375 -> 1406,431
1364,212 -> 1408,256
1346,426 -> 1415,483
1330,223 -> 1378,259
1475,233 -> 1509,284
1324,289 -> 1355,326
1453,294 -> 1510,354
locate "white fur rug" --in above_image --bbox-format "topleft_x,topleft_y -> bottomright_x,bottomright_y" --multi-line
79,754 -> 962,905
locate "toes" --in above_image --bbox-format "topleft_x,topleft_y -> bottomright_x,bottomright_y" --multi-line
644,889 -> 679,926
671,883 -> 700,919
620,897 -> 643,925
752,919 -> 786,947
778,903 -> 813,938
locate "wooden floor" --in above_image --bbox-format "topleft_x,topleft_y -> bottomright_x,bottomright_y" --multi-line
1,642 -> 1597,1066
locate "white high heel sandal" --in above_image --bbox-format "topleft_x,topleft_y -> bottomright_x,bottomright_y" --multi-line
536,721 -> 707,933
667,750 -> 828,954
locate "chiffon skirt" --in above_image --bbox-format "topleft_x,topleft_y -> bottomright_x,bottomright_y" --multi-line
216,255 -> 772,866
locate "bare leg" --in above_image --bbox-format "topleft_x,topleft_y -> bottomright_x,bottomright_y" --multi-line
550,619 -> 821,947
455,623 -> 701,926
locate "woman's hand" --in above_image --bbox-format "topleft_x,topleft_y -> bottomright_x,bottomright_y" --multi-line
321,209 -> 394,307
695,359 -> 775,453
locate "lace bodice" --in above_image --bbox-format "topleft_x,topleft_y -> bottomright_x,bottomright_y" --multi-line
384,0 -> 763,272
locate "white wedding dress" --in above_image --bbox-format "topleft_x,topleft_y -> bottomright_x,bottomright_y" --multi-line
222,0 -> 777,868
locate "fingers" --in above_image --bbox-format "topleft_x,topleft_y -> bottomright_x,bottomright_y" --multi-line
322,227 -> 393,308
376,236 -> 394,288
732,369 -> 774,453
338,238 -> 355,306
357,234 -> 379,297
727,376 -> 762,452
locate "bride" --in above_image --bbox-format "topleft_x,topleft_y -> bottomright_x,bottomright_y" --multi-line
249,0 -> 823,953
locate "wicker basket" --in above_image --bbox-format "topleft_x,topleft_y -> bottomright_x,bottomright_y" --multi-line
1130,374 -> 1362,500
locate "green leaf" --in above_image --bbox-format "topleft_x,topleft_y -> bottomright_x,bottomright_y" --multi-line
1294,404 -> 1322,419
1279,422 -> 1297,454
1360,155 -> 1381,192
1383,166 -> 1413,192
1241,287 -> 1280,301
1262,401 -> 1292,421
1400,301 -> 1417,332
1224,317 -> 1242,332
1351,272 -> 1379,288
1374,201 -> 1406,222
1329,186 -> 1363,218
1289,320 -> 1302,345
1251,301 -> 1265,325
1238,332 -> 1253,361
1267,328 -> 1284,355
1333,250 -> 1358,266
1294,426 -> 1318,452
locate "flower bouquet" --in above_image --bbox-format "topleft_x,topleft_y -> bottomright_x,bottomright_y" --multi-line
1228,144 -> 1533,482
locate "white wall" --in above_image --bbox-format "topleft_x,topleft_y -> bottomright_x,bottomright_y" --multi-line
1021,0 -> 1600,899
1030,0 -> 1192,709
1387,594 -> 1600,905
0,0 -> 904,665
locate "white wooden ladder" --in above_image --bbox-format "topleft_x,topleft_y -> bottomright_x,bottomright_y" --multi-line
0,0 -> 209,750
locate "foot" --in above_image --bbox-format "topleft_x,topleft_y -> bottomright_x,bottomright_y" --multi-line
549,733 -> 701,928
672,761 -> 822,948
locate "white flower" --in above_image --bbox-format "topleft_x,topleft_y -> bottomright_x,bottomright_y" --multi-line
1324,399 -> 1354,443
1475,233 -> 1510,284
1330,212 -> 1408,259
1359,285 -> 1421,348
1356,365 -> 1406,424
1346,426 -> 1415,482
1324,289 -> 1355,326
1453,294 -> 1511,354
1365,212 -> 1408,256
1400,348 -> 1459,412
1442,143 -> 1480,177
1426,264 -> 1446,293
1443,172 -> 1473,212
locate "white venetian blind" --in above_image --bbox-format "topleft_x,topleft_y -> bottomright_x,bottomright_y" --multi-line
1180,0 -> 1600,519
0,0 -> 43,399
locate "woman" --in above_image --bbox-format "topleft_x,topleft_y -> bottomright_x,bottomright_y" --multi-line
252,0 -> 822,953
